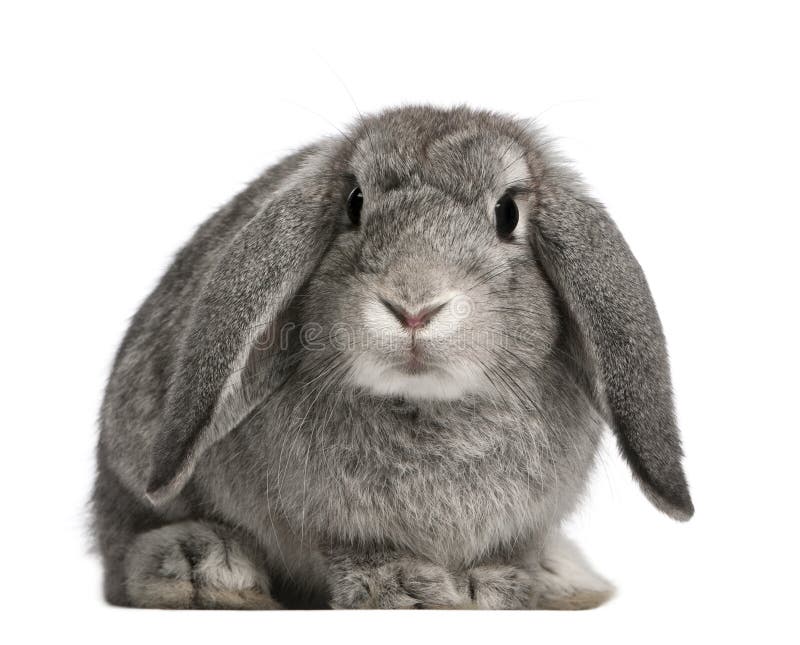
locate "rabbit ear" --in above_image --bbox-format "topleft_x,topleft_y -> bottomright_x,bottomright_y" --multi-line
531,183 -> 694,521
145,154 -> 338,505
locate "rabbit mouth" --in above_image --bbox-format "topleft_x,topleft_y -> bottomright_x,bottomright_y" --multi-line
401,344 -> 427,373
382,337 -> 445,376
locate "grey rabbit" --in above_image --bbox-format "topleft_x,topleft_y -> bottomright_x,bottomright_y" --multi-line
92,105 -> 693,610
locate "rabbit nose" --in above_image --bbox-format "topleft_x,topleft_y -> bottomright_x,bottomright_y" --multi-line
380,298 -> 447,330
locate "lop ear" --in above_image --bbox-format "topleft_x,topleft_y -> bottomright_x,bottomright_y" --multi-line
531,183 -> 694,521
145,156 -> 338,505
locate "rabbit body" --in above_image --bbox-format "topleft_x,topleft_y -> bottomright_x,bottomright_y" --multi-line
93,105 -> 690,609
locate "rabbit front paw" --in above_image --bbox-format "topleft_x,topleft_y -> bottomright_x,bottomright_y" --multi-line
461,564 -> 535,609
328,554 -> 467,609
124,521 -> 278,609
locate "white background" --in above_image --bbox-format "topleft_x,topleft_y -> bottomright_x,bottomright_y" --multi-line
2,1 -> 798,642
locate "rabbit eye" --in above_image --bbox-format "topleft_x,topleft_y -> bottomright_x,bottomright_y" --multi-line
347,186 -> 363,226
494,192 -> 519,239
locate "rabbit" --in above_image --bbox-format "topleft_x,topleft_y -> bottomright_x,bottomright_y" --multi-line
92,105 -> 693,610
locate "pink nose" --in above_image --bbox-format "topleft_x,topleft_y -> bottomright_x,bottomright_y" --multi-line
403,313 -> 428,330
380,298 -> 447,331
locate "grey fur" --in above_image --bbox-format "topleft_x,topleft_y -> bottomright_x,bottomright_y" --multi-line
92,105 -> 692,609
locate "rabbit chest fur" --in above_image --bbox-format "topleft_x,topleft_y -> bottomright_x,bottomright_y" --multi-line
193,370 -> 604,573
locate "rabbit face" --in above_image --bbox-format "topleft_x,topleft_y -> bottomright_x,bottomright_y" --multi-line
301,121 -> 559,401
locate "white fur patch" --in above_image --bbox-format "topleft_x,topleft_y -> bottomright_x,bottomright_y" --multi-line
349,354 -> 486,400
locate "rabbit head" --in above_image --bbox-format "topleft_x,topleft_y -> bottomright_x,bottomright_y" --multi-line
145,105 -> 693,523
299,111 -> 559,401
